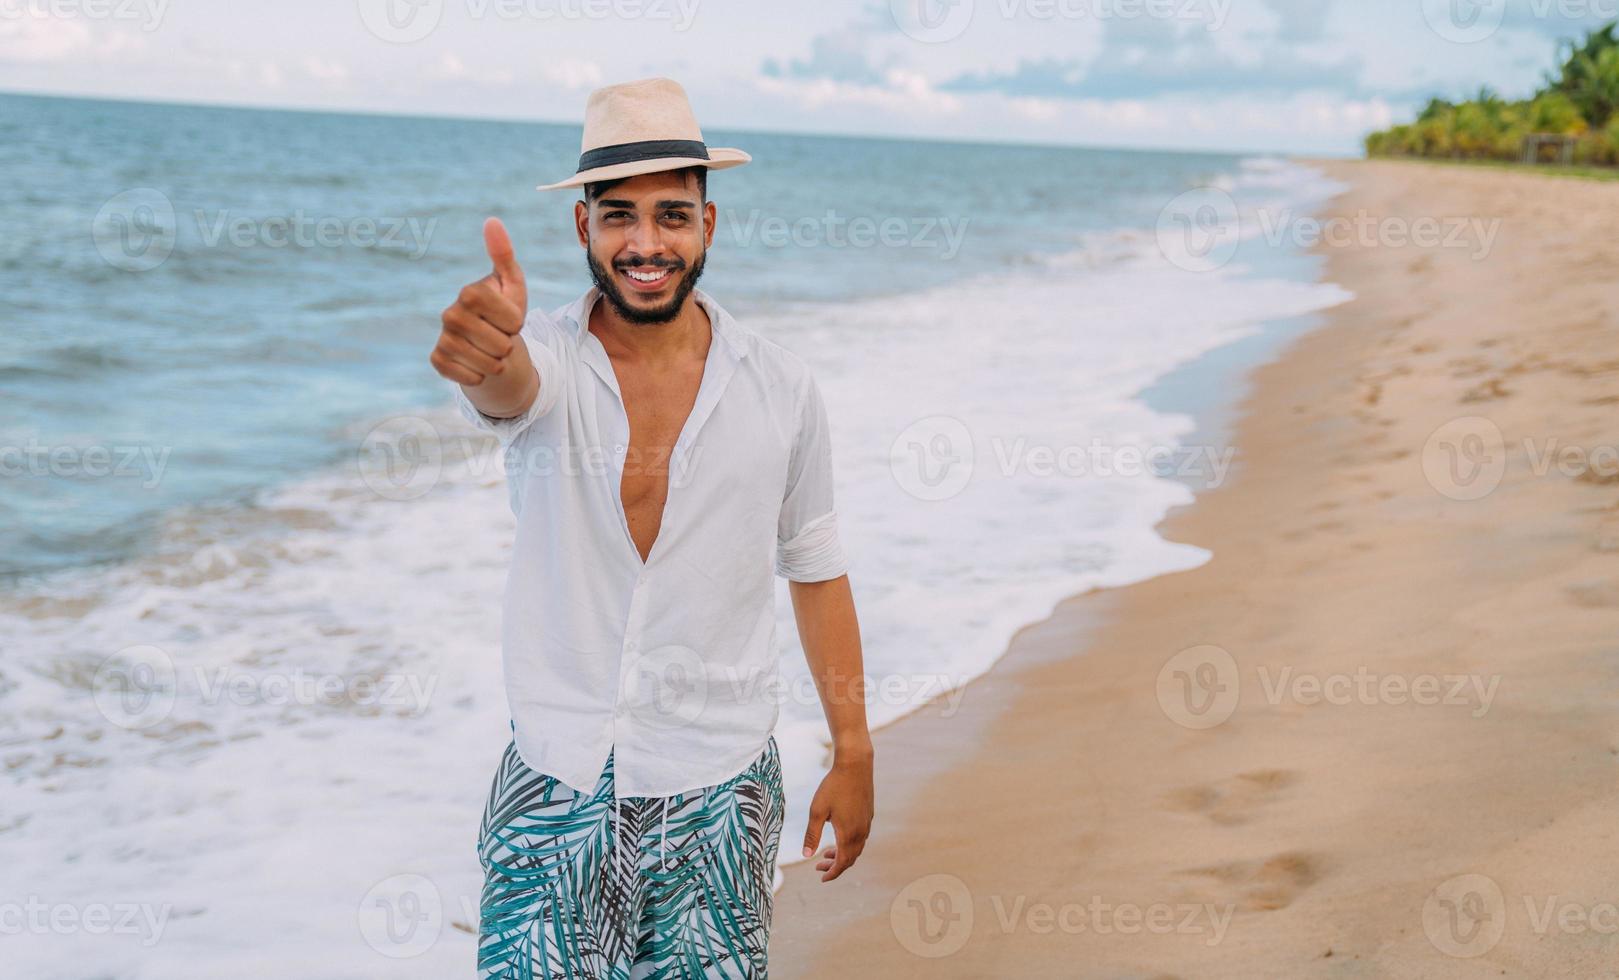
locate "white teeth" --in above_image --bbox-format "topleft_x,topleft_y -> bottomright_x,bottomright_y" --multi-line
625,268 -> 669,283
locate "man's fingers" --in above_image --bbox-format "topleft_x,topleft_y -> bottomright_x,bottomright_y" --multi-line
457,280 -> 525,336
483,217 -> 528,308
442,304 -> 517,359
433,340 -> 498,381
802,810 -> 828,859
815,817 -> 867,882
436,333 -> 505,377
821,838 -> 863,882
429,348 -> 484,386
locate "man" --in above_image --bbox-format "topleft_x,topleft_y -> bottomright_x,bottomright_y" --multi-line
428,77 -> 874,978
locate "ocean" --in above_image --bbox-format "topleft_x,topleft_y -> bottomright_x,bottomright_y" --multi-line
0,92 -> 1350,977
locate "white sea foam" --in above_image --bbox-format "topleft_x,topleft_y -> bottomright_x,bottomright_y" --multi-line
0,160 -> 1350,978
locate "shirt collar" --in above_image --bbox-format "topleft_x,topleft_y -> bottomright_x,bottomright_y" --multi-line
558,285 -> 747,362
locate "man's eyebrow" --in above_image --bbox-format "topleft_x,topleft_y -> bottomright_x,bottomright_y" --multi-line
592,198 -> 697,210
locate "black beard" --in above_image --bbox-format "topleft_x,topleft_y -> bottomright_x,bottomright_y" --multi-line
586,248 -> 707,325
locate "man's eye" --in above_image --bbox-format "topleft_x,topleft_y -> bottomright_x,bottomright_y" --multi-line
662,211 -> 688,222
605,211 -> 631,220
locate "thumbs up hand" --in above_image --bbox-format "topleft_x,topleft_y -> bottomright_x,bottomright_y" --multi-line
482,216 -> 528,318
430,219 -> 536,402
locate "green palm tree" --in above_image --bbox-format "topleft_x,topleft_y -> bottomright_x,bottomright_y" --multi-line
1365,19 -> 1619,165
1416,97 -> 1454,123
1526,92 -> 1586,134
1550,23 -> 1619,126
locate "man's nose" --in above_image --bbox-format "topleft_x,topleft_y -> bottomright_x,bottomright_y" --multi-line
624,214 -> 668,256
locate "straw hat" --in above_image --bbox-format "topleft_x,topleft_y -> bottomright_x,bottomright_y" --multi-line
537,77 -> 750,191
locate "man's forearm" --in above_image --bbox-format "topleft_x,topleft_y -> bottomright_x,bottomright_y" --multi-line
788,574 -> 872,758
465,347 -> 540,419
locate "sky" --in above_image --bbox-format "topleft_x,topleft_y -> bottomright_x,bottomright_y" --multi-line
0,0 -> 1613,154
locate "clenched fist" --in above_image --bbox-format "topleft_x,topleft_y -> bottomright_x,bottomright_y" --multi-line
430,218 -> 539,416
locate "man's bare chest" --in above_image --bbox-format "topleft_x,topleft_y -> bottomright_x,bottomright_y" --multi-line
613,361 -> 706,560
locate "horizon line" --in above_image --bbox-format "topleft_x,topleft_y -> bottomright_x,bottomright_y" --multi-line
0,86 -> 1358,162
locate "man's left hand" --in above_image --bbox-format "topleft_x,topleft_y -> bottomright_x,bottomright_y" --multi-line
801,747 -> 874,882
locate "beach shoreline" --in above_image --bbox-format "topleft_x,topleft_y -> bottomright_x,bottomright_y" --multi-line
768,159 -> 1619,977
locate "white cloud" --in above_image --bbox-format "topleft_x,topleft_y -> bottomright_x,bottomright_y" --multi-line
432,52 -> 468,80
753,67 -> 961,115
302,55 -> 349,85
0,15 -> 146,64
1069,97 -> 1165,130
1008,96 -> 1059,121
1174,91 -> 1394,143
540,58 -> 604,90
428,51 -> 518,86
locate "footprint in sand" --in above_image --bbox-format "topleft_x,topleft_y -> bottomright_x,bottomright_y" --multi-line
1447,355 -> 1492,378
1460,377 -> 1511,402
1164,769 -> 1300,827
1566,580 -> 1619,609
1176,851 -> 1320,912
1562,358 -> 1619,378
1281,521 -> 1349,542
1573,459 -> 1619,486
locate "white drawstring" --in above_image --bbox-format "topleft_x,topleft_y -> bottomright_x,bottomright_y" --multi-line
611,795 -> 627,883
660,797 -> 670,870
612,791 -> 697,877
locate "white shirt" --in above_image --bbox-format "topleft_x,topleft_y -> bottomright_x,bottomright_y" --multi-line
453,286 -> 848,798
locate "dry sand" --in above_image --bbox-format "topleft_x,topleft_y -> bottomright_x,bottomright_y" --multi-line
768,159 -> 1619,978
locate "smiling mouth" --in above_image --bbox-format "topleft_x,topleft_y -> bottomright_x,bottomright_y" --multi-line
619,265 -> 677,290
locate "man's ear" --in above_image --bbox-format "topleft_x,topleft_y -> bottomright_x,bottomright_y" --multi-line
574,199 -> 590,248
703,199 -> 717,250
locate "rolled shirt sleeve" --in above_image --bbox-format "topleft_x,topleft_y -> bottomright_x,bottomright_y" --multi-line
451,308 -> 568,447
776,371 -> 849,582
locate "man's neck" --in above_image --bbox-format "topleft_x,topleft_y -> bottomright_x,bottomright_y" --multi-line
589,293 -> 712,367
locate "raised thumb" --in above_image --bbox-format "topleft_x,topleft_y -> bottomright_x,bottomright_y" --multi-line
483,217 -> 527,309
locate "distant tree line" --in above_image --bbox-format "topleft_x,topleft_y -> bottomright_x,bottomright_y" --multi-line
1366,22 -> 1619,165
